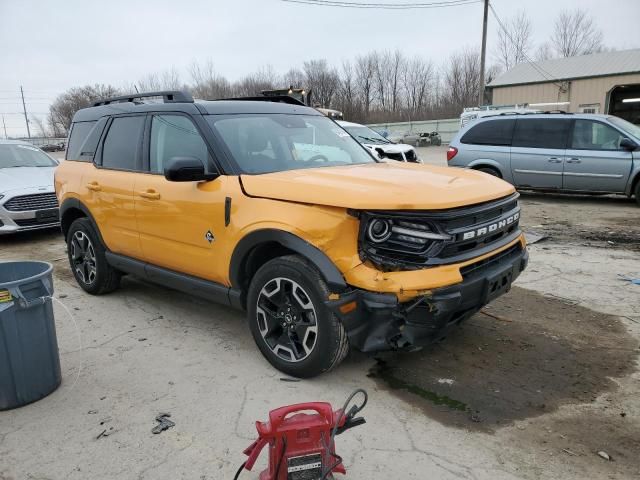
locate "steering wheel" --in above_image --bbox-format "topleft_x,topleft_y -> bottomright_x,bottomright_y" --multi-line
308,154 -> 330,163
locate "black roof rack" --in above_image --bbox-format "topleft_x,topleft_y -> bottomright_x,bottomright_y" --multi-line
92,90 -> 194,107
222,95 -> 306,106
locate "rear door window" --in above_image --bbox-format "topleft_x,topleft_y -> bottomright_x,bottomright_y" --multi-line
512,118 -> 571,149
100,116 -> 145,170
460,119 -> 515,146
66,121 -> 96,160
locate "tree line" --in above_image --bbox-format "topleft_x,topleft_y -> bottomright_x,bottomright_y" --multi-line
46,8 -> 610,136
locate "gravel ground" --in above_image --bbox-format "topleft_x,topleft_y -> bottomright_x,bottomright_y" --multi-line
1,150 -> 639,479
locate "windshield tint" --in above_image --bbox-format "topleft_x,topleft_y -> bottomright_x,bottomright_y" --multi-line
343,126 -> 390,145
207,114 -> 376,174
0,144 -> 58,169
608,116 -> 640,140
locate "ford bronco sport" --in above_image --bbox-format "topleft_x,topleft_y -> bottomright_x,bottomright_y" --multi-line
55,91 -> 528,378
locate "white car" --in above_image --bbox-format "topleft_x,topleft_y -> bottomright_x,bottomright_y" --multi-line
0,140 -> 59,234
337,120 -> 420,163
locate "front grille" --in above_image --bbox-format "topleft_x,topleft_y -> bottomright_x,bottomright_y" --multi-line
404,150 -> 418,162
4,193 -> 58,212
359,193 -> 521,270
460,243 -> 523,278
14,217 -> 59,227
384,152 -> 404,161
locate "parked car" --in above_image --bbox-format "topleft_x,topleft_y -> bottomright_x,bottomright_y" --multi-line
56,90 -> 528,377
447,113 -> 640,205
40,142 -> 65,152
0,140 -> 60,234
337,120 -> 420,162
389,131 -> 441,147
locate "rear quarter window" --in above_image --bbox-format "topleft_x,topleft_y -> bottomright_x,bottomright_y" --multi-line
66,121 -> 96,161
460,119 -> 515,146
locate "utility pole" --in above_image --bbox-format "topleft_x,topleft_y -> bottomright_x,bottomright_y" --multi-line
20,86 -> 31,139
2,115 -> 7,139
478,0 -> 489,106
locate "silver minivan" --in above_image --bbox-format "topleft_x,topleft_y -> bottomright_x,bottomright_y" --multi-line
447,113 -> 640,205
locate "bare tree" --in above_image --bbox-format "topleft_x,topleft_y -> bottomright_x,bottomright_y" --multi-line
442,49 -> 481,114
334,60 -> 362,121
355,52 -> 377,121
403,57 -> 434,119
189,60 -> 232,99
283,68 -> 306,89
30,115 -> 49,137
550,9 -> 604,58
494,10 -> 533,70
137,67 -> 184,91
534,42 -> 554,61
303,59 -> 339,108
48,84 -> 120,135
233,65 -> 280,97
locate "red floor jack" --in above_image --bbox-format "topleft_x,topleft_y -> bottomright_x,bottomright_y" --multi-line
234,389 -> 367,480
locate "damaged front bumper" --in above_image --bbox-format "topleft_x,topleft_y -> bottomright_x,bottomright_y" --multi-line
327,243 -> 528,352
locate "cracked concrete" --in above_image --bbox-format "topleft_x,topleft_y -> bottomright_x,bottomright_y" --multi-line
1,147 -> 639,479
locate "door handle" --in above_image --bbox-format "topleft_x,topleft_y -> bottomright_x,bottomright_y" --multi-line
86,181 -> 101,192
547,157 -> 563,163
566,158 -> 581,164
138,189 -> 161,200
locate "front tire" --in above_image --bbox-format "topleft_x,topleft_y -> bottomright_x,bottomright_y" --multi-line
66,218 -> 120,295
247,255 -> 349,378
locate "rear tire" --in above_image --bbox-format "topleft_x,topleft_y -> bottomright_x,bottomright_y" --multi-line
476,166 -> 502,178
634,181 -> 640,207
66,218 -> 121,295
247,255 -> 349,378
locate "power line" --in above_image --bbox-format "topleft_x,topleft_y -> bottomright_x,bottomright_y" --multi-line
488,2 -> 563,88
280,0 -> 480,9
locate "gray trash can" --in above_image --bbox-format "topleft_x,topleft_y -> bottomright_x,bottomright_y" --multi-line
0,261 -> 61,410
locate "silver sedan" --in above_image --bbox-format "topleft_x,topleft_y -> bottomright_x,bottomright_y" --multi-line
0,140 -> 60,234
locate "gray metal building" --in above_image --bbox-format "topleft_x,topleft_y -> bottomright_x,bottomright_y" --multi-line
487,49 -> 640,124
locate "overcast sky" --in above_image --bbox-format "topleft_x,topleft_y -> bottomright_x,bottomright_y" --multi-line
1,0 -> 639,136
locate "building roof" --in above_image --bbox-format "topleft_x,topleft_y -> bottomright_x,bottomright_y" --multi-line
488,48 -> 640,88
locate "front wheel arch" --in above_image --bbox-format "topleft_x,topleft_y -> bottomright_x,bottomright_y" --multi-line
229,230 -> 348,307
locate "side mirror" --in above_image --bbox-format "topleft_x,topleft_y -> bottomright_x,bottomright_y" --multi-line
620,138 -> 638,151
374,147 -> 386,159
164,156 -> 218,182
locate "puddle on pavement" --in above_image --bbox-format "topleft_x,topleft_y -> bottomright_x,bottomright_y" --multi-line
369,286 -> 639,432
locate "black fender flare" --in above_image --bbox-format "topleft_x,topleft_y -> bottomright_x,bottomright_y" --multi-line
229,229 -> 348,293
59,198 -> 105,245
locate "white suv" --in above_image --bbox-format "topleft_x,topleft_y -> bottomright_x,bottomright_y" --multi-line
337,120 -> 421,163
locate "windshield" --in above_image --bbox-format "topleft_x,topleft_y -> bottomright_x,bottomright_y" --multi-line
343,126 -> 390,145
608,116 -> 640,140
0,144 -> 58,169
207,114 -> 376,174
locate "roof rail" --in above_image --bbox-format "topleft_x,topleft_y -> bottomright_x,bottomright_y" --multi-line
92,90 -> 194,107
222,95 -> 306,106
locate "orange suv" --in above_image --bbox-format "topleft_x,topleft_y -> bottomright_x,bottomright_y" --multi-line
55,91 -> 528,377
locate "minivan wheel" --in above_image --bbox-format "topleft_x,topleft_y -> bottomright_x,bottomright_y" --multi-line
247,255 -> 349,378
635,181 -> 640,207
66,218 -> 121,295
476,166 -> 502,178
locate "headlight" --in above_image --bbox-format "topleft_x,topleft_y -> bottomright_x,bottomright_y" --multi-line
367,219 -> 392,243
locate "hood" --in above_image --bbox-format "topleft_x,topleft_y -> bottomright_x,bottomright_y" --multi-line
240,162 -> 515,210
364,143 -> 414,154
0,167 -> 56,194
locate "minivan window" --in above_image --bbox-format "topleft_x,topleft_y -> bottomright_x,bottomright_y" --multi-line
67,121 -> 96,160
150,115 -> 209,174
571,120 -> 625,150
460,119 -> 515,146
512,118 -> 570,149
608,116 -> 640,140
101,116 -> 145,170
